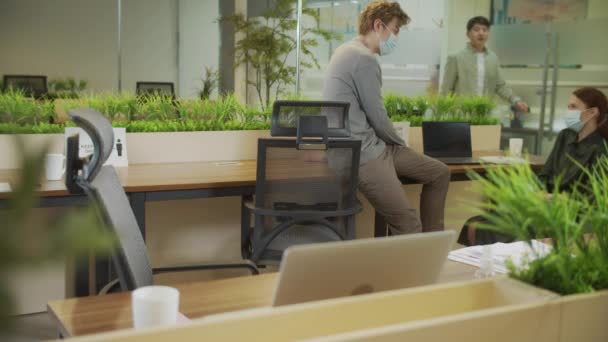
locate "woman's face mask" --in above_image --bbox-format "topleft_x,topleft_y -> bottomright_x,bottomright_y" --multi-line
564,108 -> 596,132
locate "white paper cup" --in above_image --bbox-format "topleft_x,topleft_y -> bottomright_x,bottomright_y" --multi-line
132,286 -> 180,330
509,138 -> 524,158
45,154 -> 66,181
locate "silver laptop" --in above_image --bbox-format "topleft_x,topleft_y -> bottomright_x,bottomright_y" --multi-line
272,231 -> 456,306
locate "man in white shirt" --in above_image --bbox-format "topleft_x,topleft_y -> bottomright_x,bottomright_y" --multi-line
441,16 -> 529,113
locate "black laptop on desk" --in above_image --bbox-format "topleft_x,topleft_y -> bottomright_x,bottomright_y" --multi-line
422,122 -> 480,164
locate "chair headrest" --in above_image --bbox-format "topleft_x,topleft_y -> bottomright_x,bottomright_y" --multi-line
271,100 -> 350,138
68,108 -> 114,181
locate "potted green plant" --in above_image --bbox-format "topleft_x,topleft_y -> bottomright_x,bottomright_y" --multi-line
0,138 -> 113,336
383,92 -> 401,118
470,158 -> 608,295
429,94 -> 457,119
198,67 -> 221,101
413,96 -> 429,117
218,0 -> 341,110
47,77 -> 87,100
472,96 -> 496,118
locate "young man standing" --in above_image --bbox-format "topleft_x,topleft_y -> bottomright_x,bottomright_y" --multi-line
441,16 -> 529,113
323,1 -> 450,234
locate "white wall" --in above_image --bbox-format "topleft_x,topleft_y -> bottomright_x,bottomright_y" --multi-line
0,0 -> 221,96
0,0 -> 119,91
178,0 -> 220,98
121,0 -> 178,94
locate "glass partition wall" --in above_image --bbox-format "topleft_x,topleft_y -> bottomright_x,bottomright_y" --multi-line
292,0 -> 608,156
490,0 -> 608,155
2,0 -> 606,157
0,0 -> 221,98
298,0 -> 444,98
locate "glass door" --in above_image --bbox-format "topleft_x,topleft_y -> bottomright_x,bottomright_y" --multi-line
489,1 -> 608,156
487,22 -> 553,155
547,17 -> 608,153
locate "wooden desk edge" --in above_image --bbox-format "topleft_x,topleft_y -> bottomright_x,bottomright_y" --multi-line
46,263 -> 478,338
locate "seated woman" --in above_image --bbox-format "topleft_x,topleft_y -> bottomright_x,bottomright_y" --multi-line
458,87 -> 608,246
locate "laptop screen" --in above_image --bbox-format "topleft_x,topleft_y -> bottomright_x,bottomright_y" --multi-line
422,122 -> 472,158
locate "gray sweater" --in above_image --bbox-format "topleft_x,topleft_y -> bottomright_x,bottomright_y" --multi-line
323,39 -> 405,165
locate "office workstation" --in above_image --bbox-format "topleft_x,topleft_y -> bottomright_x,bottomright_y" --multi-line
1,0 -> 607,341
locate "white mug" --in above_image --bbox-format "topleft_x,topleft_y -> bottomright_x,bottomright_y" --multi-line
509,138 -> 524,158
45,154 -> 66,181
132,286 -> 180,330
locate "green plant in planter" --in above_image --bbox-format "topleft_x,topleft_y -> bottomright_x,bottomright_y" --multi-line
384,92 -> 401,118
46,77 -> 88,99
384,92 -> 418,117
0,138 -> 114,332
413,96 -> 429,116
175,99 -> 205,121
219,0 -> 341,110
470,157 -> 608,295
198,67 -> 220,100
63,93 -> 136,123
471,96 -> 496,117
457,96 -> 477,118
207,93 -> 242,122
136,93 -> 176,121
0,90 -> 54,125
399,96 -> 416,117
430,94 -> 458,118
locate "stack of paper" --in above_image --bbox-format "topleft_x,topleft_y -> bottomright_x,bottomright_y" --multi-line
448,240 -> 552,274
479,155 -> 528,165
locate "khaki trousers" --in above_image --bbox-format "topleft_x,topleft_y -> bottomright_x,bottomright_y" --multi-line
358,145 -> 450,234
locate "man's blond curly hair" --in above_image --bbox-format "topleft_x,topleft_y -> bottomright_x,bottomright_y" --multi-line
358,1 -> 410,35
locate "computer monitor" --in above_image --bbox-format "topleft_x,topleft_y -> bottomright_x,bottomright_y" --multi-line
272,231 -> 455,306
3,75 -> 48,98
422,122 -> 473,158
135,82 -> 175,97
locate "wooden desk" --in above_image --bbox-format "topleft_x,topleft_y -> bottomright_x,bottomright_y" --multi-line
0,153 -> 544,295
47,260 -> 478,338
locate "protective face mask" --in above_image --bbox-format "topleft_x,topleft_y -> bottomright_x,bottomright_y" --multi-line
564,109 -> 584,132
376,22 -> 398,56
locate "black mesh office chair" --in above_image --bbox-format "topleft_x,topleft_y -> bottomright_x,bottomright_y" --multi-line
2,75 -> 48,98
65,108 -> 258,292
242,101 -> 362,264
135,82 -> 175,97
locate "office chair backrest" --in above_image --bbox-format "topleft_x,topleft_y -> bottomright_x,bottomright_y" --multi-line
255,138 -> 361,218
136,81 -> 175,97
68,108 -> 114,182
90,166 -> 154,290
3,75 -> 48,98
255,101 -> 360,240
271,100 -> 350,138
66,108 -> 153,290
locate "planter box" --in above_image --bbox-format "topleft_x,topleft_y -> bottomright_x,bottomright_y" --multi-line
126,130 -> 270,164
556,290 -> 608,342
316,289 -> 608,342
0,130 -> 272,169
0,125 -> 502,169
69,277 -> 558,341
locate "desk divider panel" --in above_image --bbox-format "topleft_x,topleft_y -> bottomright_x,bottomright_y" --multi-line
66,277 -> 559,342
